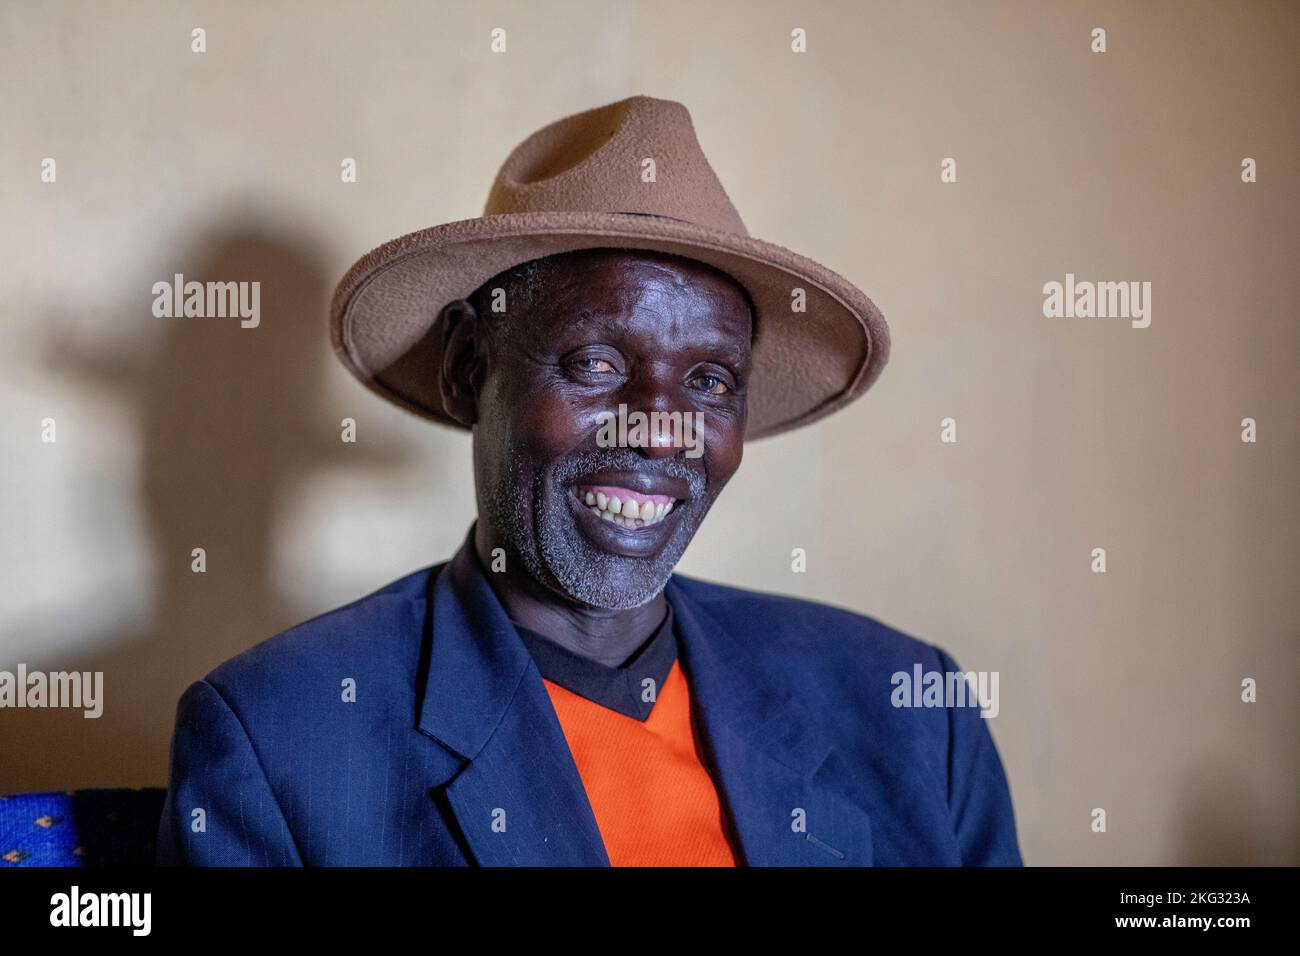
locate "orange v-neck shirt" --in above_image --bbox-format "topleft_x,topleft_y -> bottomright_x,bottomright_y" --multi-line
541,659 -> 739,866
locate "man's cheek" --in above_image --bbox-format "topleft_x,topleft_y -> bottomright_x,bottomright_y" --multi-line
492,386 -> 567,449
532,398 -> 609,450
701,427 -> 744,483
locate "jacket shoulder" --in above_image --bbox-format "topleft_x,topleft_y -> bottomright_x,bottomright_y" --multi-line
200,563 -> 444,700
669,573 -> 1021,865
668,572 -> 947,668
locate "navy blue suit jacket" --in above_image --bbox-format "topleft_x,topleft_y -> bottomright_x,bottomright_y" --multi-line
157,525 -> 1022,866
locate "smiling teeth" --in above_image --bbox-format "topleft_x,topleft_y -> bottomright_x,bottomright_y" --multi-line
579,488 -> 674,529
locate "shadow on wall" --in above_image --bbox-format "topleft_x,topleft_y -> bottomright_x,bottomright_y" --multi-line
3,218 -> 411,792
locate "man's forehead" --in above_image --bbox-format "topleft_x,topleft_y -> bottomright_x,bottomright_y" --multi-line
546,249 -> 746,294
527,250 -> 753,323
567,302 -> 750,348
553,310 -> 750,366
470,247 -> 755,351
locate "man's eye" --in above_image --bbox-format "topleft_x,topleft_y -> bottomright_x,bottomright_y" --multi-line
691,374 -> 730,395
577,357 -> 615,373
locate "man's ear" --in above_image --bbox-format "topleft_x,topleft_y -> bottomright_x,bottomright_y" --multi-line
438,298 -> 485,427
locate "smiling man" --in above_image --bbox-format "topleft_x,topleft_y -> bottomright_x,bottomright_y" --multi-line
458,250 -> 749,628
158,96 -> 1022,867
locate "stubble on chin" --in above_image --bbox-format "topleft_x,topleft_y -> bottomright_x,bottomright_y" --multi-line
482,448 -> 709,611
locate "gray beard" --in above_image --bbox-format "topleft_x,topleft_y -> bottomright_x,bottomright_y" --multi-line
480,447 -> 709,610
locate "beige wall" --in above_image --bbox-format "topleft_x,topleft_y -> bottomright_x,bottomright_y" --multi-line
1,0 -> 1296,865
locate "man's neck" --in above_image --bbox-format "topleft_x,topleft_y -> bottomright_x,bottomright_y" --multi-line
472,525 -> 668,668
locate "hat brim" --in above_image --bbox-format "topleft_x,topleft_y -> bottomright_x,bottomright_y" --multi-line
330,211 -> 889,440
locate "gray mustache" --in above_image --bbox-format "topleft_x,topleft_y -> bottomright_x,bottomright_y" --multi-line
550,448 -> 706,496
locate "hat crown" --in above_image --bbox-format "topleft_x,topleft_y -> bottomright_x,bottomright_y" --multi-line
485,95 -> 749,236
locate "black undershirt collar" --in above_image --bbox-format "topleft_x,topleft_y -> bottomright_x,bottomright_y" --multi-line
512,604 -> 678,722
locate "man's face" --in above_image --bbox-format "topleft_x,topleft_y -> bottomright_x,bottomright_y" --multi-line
470,249 -> 752,610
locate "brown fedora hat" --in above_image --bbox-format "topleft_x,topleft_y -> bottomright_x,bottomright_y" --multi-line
330,95 -> 889,439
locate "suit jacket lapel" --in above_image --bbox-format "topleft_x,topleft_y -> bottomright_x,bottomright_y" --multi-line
666,577 -> 875,866
414,524 -> 872,866
417,530 -> 609,866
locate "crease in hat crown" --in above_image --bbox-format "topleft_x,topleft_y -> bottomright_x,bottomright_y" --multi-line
483,95 -> 749,235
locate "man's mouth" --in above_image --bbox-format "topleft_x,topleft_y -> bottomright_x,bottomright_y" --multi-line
575,484 -> 677,529
563,468 -> 693,540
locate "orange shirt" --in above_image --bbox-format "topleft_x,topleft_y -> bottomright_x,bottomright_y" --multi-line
541,659 -> 738,867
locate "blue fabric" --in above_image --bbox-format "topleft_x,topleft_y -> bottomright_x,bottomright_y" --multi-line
0,788 -> 165,866
158,523 -> 1022,866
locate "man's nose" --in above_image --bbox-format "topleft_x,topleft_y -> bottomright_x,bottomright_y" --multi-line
631,417 -> 681,459
619,375 -> 684,460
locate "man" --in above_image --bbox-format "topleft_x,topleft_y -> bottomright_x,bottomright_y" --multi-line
157,96 -> 1022,866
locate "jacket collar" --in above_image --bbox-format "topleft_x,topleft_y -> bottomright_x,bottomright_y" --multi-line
417,523 -> 873,865
418,525 -> 532,762
665,575 -> 874,864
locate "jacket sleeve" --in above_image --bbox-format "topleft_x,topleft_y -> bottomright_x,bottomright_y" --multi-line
932,646 -> 1024,866
156,678 -> 303,866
